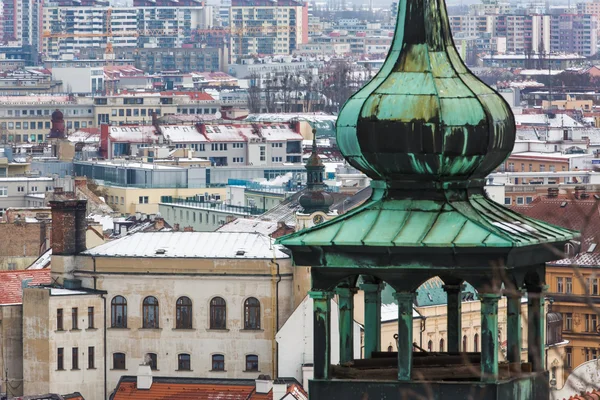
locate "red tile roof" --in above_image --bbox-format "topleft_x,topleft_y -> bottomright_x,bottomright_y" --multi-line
512,196 -> 600,252
111,377 -> 307,400
565,389 -> 600,399
0,269 -> 51,305
160,91 -> 215,101
113,381 -> 255,399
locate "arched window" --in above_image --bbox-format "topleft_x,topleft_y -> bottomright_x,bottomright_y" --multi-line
427,340 -> 433,352
245,355 -> 259,371
210,297 -> 226,329
462,335 -> 468,352
474,333 -> 479,352
113,353 -> 126,370
244,297 -> 260,330
145,352 -> 157,370
176,296 -> 192,329
439,338 -> 444,352
212,354 -> 224,371
111,296 -> 127,328
178,354 -> 191,371
387,345 -> 393,352
142,296 -> 159,329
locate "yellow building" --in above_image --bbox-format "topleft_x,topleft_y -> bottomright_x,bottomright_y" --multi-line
542,95 -> 593,111
98,184 -> 227,214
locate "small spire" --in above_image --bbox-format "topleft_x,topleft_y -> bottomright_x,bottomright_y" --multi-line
312,128 -> 317,155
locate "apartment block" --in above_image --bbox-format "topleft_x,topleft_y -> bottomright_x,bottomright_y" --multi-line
550,14 -> 598,56
0,96 -> 95,143
2,0 -> 43,58
495,14 -> 550,54
229,0 -> 308,58
42,5 -> 213,59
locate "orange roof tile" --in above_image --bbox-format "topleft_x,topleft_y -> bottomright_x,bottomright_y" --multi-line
566,389 -> 600,400
111,377 -> 308,400
0,269 -> 51,305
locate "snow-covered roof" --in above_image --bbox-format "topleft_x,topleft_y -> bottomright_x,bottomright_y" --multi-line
108,126 -> 157,142
514,113 -> 583,128
381,303 -> 421,322
27,248 -> 52,270
162,125 -> 208,143
82,231 -> 289,259
50,288 -> 89,296
509,151 -> 590,159
217,218 -> 279,236
88,214 -> 115,231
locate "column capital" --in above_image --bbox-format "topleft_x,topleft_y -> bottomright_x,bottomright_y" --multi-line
442,283 -> 465,292
479,293 -> 502,303
360,282 -> 384,292
392,291 -> 415,301
503,288 -> 524,298
309,290 -> 334,300
335,286 -> 358,296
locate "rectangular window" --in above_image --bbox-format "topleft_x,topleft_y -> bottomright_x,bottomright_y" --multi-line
516,197 -> 524,205
88,307 -> 94,329
72,308 -> 78,330
88,346 -> 95,369
139,196 -> 149,204
57,348 -> 64,370
566,347 -> 572,368
557,277 -> 564,293
72,348 -> 79,369
526,196 -> 533,204
0,187 -> 7,197
57,308 -> 63,331
566,277 -> 573,294
565,312 -> 573,331
540,164 -> 545,172
504,197 -> 511,205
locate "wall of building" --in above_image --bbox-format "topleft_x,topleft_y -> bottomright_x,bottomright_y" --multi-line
98,185 -> 227,214
47,294 -> 105,400
22,288 -> 50,396
159,203 -> 250,232
0,304 -> 24,397
62,253 -> 295,395
0,222 -> 51,270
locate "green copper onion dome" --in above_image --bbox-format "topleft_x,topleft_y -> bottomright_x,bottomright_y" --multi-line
299,130 -> 333,213
336,0 -> 515,193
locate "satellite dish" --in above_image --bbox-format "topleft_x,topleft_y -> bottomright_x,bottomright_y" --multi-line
215,111 -> 222,119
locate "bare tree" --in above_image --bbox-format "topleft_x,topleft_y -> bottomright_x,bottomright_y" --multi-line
247,73 -> 262,114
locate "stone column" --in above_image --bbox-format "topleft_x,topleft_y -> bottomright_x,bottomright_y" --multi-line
360,282 -> 382,358
506,291 -> 523,365
480,293 -> 501,381
527,285 -> 547,371
335,286 -> 357,364
443,283 -> 462,353
309,290 -> 333,379
394,291 -> 414,381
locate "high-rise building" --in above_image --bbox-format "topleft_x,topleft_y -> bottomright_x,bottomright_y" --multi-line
550,13 -> 598,56
42,4 -> 213,59
2,0 -> 43,61
229,0 -> 308,58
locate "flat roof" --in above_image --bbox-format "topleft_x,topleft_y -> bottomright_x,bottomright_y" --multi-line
82,231 -> 289,259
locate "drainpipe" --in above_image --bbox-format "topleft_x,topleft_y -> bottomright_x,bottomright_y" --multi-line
271,259 -> 281,378
101,294 -> 107,400
420,316 -> 426,348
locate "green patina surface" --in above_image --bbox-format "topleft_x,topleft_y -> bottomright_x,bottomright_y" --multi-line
278,183 -> 577,252
480,294 -> 500,381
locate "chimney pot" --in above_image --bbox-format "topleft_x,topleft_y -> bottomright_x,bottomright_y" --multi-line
136,364 -> 153,390
255,376 -> 273,394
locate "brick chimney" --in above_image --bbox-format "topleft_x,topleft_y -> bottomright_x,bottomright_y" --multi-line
154,216 -> 165,231
74,176 -> 87,190
49,199 -> 88,255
